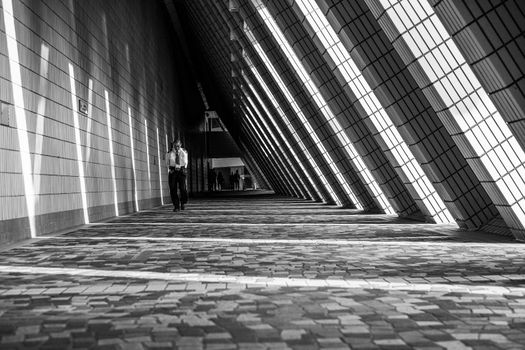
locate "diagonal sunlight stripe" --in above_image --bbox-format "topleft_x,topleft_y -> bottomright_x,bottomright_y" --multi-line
70,64 -> 90,223
243,26 -> 341,205
295,0 -> 450,221
144,209 -> 354,212
128,107 -> 139,211
33,44 -> 50,202
3,0 -> 36,237
240,79 -> 313,200
252,0 -> 392,214
156,128 -> 164,205
240,124 -> 292,196
144,119 -> 152,193
377,0 -> 525,229
104,90 -> 119,216
37,235 -> 513,247
0,265 -> 519,296
240,101 -> 301,198
87,222 -> 402,227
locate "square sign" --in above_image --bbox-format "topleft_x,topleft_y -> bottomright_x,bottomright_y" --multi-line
79,99 -> 88,115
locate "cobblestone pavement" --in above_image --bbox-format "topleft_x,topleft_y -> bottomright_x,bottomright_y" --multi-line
1,192 -> 525,349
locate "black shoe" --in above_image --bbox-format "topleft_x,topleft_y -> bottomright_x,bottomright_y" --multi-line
173,207 -> 180,212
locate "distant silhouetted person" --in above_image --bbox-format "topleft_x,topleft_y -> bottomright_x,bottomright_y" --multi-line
217,171 -> 224,191
207,169 -> 213,192
229,172 -> 234,190
209,169 -> 217,191
234,170 -> 240,191
166,139 -> 188,212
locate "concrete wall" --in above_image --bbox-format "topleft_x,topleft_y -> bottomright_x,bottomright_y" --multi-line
0,0 -> 198,245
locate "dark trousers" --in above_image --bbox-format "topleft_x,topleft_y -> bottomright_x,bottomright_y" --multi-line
169,168 -> 187,208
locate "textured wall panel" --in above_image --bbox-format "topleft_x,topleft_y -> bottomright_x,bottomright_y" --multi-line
0,0 -> 199,245
431,0 -> 525,154
323,0 -> 502,232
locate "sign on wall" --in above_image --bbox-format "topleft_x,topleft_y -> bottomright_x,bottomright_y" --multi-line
78,99 -> 88,115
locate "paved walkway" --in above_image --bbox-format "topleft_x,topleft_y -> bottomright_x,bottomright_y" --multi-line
1,192 -> 525,349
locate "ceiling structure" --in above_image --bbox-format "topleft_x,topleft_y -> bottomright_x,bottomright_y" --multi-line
171,0 -> 525,240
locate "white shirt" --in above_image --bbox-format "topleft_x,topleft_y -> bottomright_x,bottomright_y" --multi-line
167,148 -> 188,169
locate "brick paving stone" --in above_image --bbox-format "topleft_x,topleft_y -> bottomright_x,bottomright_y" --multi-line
122,343 -> 145,350
0,194 -> 525,349
238,343 -> 267,350
205,344 -> 236,350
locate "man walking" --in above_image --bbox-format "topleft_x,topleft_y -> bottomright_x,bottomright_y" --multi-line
167,139 -> 188,211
